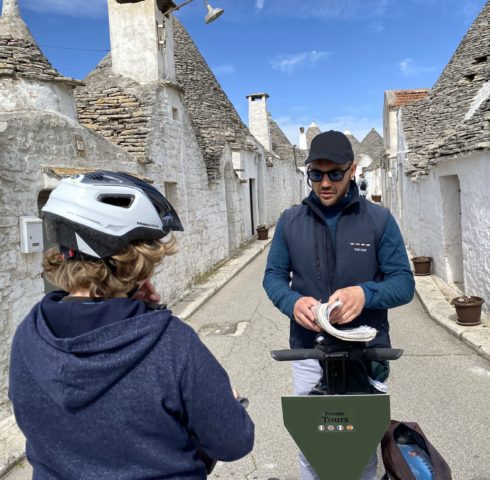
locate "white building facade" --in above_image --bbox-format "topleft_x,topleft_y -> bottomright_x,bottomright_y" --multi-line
383,2 -> 490,308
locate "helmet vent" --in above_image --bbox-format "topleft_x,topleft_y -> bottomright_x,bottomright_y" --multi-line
98,194 -> 134,208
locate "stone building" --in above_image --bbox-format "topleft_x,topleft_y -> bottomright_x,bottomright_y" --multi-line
356,128 -> 385,200
383,89 -> 429,213
0,0 -> 302,420
383,1 -> 489,307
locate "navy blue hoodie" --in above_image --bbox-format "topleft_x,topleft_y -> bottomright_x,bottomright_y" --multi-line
9,291 -> 254,479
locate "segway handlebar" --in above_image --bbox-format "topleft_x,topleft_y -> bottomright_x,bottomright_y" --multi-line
271,347 -> 403,362
271,349 -> 325,361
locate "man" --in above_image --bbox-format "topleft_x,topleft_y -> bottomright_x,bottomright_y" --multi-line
358,172 -> 368,198
263,131 -> 414,480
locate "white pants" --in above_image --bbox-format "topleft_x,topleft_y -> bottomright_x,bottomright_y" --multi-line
292,359 -> 378,480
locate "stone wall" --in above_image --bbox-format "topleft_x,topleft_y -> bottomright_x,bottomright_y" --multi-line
0,112 -> 137,418
395,129 -> 489,310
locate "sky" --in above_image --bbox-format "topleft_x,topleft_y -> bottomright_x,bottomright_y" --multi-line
2,0 -> 487,144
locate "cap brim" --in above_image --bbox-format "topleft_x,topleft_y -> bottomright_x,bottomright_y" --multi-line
304,152 -> 352,165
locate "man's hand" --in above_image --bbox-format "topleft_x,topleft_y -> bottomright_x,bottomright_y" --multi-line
327,286 -> 365,324
293,296 -> 321,332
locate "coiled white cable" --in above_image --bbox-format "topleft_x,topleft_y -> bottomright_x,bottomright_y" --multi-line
313,300 -> 378,342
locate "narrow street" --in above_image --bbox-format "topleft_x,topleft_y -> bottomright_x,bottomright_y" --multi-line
4,247 -> 490,480
188,249 -> 490,480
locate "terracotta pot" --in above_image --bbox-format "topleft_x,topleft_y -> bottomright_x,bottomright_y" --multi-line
371,194 -> 382,202
256,228 -> 269,240
411,256 -> 432,276
451,296 -> 485,326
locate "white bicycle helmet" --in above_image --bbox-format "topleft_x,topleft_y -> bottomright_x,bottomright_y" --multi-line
41,171 -> 184,259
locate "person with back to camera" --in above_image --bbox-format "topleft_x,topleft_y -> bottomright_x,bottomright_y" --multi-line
358,172 -> 368,198
9,171 -> 254,479
263,131 -> 414,480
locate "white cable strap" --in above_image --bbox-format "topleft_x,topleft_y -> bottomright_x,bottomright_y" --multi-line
313,300 -> 378,342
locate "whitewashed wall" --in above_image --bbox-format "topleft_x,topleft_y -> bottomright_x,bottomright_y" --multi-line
263,159 -> 303,225
397,132 -> 489,312
0,111 -> 137,419
0,78 -> 78,119
144,85 -> 232,306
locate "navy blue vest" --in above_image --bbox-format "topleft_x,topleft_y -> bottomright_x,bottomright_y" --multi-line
282,191 -> 390,349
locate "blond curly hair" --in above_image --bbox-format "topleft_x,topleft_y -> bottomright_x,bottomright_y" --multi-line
43,236 -> 178,298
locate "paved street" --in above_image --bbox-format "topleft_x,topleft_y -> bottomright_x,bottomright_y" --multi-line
188,248 -> 490,480
4,246 -> 490,479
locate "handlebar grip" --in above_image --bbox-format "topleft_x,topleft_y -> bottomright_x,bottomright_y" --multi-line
364,348 -> 404,361
270,349 -> 324,361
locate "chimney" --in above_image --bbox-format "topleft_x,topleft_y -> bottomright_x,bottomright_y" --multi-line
108,0 -> 176,84
298,126 -> 307,150
246,93 -> 272,151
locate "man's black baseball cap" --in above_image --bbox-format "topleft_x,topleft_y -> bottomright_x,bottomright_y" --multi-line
305,130 -> 354,165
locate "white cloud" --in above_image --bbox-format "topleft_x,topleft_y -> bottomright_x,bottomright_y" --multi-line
270,50 -> 329,74
368,22 -> 385,33
398,58 -> 437,76
275,115 -> 382,146
254,0 -> 389,20
22,0 -> 107,18
213,64 -> 236,75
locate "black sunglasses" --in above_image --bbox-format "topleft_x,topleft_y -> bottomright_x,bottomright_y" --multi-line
307,165 -> 352,183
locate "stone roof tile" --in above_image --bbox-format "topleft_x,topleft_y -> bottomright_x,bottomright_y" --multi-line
360,128 -> 384,169
173,18 -> 256,181
402,2 -> 490,176
74,54 -> 153,164
0,34 -> 81,85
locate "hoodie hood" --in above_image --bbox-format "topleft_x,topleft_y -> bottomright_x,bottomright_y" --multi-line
16,294 -> 172,411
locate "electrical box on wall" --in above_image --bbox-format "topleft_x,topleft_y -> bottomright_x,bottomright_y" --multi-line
20,216 -> 44,254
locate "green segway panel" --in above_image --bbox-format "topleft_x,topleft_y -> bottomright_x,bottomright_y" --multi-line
282,394 -> 390,479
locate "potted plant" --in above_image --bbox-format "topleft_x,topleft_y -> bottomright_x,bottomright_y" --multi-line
256,224 -> 269,240
371,194 -> 382,202
450,296 -> 485,326
411,256 -> 432,276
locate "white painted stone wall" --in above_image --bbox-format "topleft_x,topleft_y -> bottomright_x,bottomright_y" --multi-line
0,111 -> 137,419
263,159 -> 303,224
0,78 -> 78,119
395,136 -> 489,311
144,85 -> 229,303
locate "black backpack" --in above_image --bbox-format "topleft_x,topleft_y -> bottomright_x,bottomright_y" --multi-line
359,179 -> 367,191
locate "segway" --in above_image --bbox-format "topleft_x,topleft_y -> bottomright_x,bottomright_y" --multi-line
271,331 -> 403,480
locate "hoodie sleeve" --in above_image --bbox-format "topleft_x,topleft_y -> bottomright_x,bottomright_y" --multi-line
180,329 -> 254,462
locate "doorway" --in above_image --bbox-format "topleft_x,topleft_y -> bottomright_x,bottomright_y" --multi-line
38,190 -> 57,293
439,175 -> 464,289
